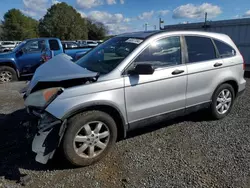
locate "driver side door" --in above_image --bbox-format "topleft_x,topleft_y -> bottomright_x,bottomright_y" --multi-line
16,39 -> 46,76
124,36 -> 188,129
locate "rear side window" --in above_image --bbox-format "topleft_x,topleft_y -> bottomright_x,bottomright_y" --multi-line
49,40 -> 60,51
214,40 -> 236,58
185,36 -> 216,63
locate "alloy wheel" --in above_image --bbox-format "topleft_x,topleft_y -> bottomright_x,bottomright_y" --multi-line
73,121 -> 110,159
0,71 -> 12,82
216,89 -> 232,115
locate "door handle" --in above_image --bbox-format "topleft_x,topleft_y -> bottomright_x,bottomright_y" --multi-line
172,69 -> 185,75
214,62 -> 223,67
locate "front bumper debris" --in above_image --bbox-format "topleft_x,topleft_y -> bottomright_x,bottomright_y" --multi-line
28,108 -> 67,164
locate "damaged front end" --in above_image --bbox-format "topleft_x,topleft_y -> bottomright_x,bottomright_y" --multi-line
24,86 -> 67,164
21,54 -> 100,164
28,108 -> 67,164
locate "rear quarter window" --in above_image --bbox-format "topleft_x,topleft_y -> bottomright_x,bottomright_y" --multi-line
214,39 -> 236,58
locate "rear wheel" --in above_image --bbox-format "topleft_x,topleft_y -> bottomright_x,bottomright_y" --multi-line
62,111 -> 117,167
210,83 -> 235,119
0,66 -> 18,83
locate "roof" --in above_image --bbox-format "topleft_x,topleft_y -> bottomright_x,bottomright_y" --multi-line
25,37 -> 59,41
116,30 -> 228,40
118,30 -> 162,39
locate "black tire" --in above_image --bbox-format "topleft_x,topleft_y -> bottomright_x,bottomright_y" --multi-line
0,66 -> 18,83
62,111 -> 117,167
210,83 -> 235,120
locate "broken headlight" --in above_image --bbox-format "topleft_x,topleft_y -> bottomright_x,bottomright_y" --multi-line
25,87 -> 63,108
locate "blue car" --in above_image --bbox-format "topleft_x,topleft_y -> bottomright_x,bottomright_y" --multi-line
0,38 -> 92,83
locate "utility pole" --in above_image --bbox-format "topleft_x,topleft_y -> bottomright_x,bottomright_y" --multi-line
159,18 -> 164,30
144,23 -> 149,31
203,12 -> 210,30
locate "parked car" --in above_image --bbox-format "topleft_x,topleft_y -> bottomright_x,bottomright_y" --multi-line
0,41 -> 21,52
23,30 -> 246,167
62,41 -> 79,49
0,38 -> 92,83
78,40 -> 99,48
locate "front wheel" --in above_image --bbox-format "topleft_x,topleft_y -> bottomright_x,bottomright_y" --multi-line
62,111 -> 117,167
0,66 -> 18,83
210,83 -> 235,119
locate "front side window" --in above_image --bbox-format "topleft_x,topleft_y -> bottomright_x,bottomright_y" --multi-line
185,36 -> 216,63
214,39 -> 236,58
134,36 -> 182,68
76,37 -> 143,74
22,40 -> 45,53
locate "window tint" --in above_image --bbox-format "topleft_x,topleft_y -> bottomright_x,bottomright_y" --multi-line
185,36 -> 216,63
214,39 -> 236,58
49,40 -> 60,50
134,36 -> 182,68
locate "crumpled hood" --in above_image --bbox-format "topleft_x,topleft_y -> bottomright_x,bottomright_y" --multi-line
25,53 -> 98,95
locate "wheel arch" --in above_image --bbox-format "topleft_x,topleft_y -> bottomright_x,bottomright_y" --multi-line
62,103 -> 128,141
212,79 -> 239,99
0,62 -> 19,77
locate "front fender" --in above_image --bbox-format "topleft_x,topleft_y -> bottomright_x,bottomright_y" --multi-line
45,87 -> 127,124
0,58 -> 17,68
0,58 -> 19,76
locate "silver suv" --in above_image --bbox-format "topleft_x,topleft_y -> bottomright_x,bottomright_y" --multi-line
24,30 -> 246,166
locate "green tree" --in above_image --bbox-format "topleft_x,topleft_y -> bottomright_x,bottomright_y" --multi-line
87,19 -> 108,40
2,9 -> 38,40
0,22 -> 3,40
39,3 -> 88,40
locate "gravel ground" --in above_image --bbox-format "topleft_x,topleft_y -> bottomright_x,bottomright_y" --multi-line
0,76 -> 250,188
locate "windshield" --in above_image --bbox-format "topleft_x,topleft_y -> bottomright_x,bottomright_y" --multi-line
13,41 -> 27,52
76,37 -> 144,74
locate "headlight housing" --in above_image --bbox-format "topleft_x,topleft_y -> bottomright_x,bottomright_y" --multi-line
24,87 -> 63,108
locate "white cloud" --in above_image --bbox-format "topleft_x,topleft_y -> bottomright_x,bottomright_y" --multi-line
157,10 -> 169,16
88,11 -> 132,35
22,0 -> 48,17
23,0 -> 48,12
89,11 -> 124,24
233,15 -> 241,19
52,0 -> 60,5
138,10 -> 154,20
106,0 -> 116,5
124,18 -> 131,22
120,0 -> 124,4
107,23 -> 131,35
21,9 -> 38,17
78,10 -> 87,18
243,10 -> 250,17
76,0 -> 103,9
173,3 -> 222,19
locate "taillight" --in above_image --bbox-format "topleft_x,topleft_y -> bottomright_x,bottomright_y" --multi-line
241,53 -> 246,70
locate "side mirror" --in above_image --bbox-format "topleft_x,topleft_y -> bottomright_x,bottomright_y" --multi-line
16,49 -> 23,56
128,63 -> 155,75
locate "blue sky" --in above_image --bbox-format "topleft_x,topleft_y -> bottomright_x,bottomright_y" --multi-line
1,0 -> 250,34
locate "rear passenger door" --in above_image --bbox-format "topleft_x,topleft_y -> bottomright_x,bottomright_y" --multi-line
185,36 -> 224,107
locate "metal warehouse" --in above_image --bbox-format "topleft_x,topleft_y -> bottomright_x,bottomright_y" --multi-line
164,18 -> 250,70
